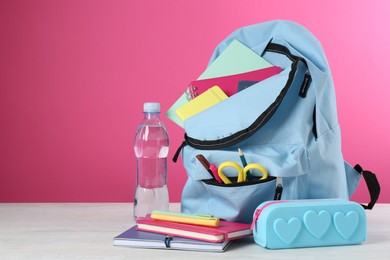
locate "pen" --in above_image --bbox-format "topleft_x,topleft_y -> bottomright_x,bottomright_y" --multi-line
196,154 -> 218,182
238,148 -> 252,180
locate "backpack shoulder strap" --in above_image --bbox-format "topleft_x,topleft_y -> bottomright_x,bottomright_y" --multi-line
354,164 -> 381,209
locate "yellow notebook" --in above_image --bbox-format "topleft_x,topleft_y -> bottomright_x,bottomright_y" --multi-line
175,86 -> 227,121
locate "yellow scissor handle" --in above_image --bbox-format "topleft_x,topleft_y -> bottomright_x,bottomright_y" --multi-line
243,163 -> 268,180
217,161 -> 244,184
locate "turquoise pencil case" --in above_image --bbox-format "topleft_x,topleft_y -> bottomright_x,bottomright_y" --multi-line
251,199 -> 366,249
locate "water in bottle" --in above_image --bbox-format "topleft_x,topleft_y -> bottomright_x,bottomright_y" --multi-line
133,102 -> 169,219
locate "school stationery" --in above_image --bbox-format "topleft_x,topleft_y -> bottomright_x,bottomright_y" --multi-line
175,86 -> 227,122
165,38 -> 274,127
113,225 -> 231,252
251,200 -> 366,249
197,39 -> 273,80
136,215 -> 252,243
186,66 -> 282,99
217,161 -> 267,184
195,154 -> 219,182
209,164 -> 223,184
238,148 -> 252,180
151,210 -> 220,227
165,93 -> 187,128
174,20 -> 380,224
237,80 -> 260,92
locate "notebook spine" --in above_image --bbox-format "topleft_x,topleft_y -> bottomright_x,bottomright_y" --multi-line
186,85 -> 198,100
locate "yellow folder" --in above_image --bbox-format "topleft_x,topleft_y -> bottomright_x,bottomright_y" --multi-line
175,86 -> 227,121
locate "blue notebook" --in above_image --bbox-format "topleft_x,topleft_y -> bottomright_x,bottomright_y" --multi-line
113,225 -> 232,252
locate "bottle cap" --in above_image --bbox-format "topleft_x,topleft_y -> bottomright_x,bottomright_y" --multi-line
144,102 -> 160,113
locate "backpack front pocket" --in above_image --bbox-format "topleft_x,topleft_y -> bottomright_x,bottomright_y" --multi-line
180,142 -> 310,223
186,177 -> 276,224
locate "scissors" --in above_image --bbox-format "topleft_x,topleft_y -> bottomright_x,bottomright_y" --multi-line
217,161 -> 268,184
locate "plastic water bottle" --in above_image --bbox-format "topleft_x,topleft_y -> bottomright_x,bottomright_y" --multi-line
133,102 -> 169,219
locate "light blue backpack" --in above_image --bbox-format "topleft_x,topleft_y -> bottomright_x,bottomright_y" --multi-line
173,20 -> 380,224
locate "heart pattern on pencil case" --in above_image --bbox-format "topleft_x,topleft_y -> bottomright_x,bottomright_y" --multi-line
333,211 -> 359,239
303,210 -> 331,239
273,217 -> 301,245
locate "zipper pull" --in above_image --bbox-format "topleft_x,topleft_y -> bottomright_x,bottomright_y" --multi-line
273,177 -> 283,200
172,140 -> 187,163
299,72 -> 311,98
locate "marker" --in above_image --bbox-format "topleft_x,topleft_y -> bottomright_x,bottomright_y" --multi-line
238,148 -> 252,180
195,154 -> 217,182
151,210 -> 220,227
209,164 -> 223,184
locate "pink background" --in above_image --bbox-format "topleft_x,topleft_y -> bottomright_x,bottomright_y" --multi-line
1,0 -> 388,203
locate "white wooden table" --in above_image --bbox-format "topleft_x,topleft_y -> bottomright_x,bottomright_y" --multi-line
1,203 -> 389,259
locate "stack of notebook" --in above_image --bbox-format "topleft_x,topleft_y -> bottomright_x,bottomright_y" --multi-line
113,210 -> 252,252
165,39 -> 282,127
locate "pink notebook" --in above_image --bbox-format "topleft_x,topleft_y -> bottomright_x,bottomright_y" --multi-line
186,66 -> 282,99
136,216 -> 252,243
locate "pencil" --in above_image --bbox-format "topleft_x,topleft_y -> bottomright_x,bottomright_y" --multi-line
238,148 -> 252,180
